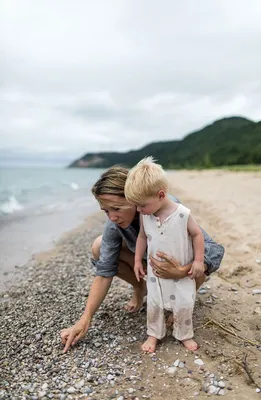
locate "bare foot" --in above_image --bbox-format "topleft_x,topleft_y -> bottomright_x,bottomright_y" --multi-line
141,336 -> 158,353
125,281 -> 147,313
181,338 -> 198,351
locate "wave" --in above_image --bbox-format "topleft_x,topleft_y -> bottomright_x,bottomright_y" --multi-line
0,196 -> 24,215
61,180 -> 79,190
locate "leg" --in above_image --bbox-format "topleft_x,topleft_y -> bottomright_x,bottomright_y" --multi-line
172,279 -> 198,351
142,304 -> 165,353
196,273 -> 206,290
92,236 -> 146,312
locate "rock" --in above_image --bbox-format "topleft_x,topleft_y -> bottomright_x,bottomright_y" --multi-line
218,389 -> 225,395
107,374 -> 114,380
173,359 -> 180,367
178,361 -> 185,368
166,367 -> 177,375
218,380 -> 225,388
194,359 -> 204,366
252,289 -> 261,295
208,385 -> 218,395
198,288 -> 207,295
256,259 -> 261,264
256,388 -> 261,393
75,379 -> 84,389
38,391 -> 47,398
67,387 -> 76,393
128,388 -> 135,394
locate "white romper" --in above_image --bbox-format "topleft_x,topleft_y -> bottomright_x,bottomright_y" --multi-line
143,204 -> 196,341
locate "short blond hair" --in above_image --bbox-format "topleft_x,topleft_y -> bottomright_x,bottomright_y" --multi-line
125,156 -> 168,204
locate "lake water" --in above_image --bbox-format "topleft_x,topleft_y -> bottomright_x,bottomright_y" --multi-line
0,167 -> 104,291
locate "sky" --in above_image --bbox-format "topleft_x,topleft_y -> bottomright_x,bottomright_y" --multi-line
1,0 -> 261,166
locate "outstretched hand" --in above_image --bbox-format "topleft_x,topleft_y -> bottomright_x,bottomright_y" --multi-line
149,251 -> 190,279
60,319 -> 90,353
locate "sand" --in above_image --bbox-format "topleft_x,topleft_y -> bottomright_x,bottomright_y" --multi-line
1,169 -> 261,400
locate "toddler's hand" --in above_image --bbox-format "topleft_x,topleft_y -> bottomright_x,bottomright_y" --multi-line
134,261 -> 145,282
188,261 -> 205,279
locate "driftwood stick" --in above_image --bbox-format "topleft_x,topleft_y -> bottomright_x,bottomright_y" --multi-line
197,318 -> 260,346
242,354 -> 261,390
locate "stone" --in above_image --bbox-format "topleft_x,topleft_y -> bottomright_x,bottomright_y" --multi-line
194,359 -> 204,366
218,381 -> 225,388
67,387 -> 76,393
252,289 -> 261,295
208,385 -> 218,395
166,367 -> 177,375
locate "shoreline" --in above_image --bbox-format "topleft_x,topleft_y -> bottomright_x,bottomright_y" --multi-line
1,169 -> 261,399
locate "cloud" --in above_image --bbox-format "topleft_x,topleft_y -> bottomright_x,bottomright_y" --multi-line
0,0 -> 261,165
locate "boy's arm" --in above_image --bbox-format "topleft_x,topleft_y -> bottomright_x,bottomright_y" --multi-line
187,213 -> 205,278
134,215 -> 147,263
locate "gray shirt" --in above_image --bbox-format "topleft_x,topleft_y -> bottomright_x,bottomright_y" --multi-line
94,196 -> 224,277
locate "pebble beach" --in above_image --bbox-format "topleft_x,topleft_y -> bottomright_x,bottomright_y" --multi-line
1,170 -> 261,400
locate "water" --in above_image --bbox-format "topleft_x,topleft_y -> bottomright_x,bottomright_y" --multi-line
0,167 -> 104,291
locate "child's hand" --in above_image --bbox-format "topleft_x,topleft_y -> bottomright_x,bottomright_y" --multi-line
188,261 -> 205,279
134,261 -> 145,282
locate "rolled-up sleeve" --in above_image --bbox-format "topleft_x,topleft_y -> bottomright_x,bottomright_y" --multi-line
201,229 -> 225,276
94,221 -> 122,278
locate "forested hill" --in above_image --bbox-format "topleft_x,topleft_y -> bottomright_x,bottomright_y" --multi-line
69,116 -> 261,169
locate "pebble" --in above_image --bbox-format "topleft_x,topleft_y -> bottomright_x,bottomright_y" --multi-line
67,387 -> 76,394
218,380 -> 225,388
218,389 -> 225,395
166,367 -> 177,375
208,385 -> 218,395
252,289 -> 261,295
194,359 -> 204,366
75,379 -> 84,389
256,388 -> 261,393
198,288 -> 207,295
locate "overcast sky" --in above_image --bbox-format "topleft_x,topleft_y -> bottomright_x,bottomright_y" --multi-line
1,0 -> 261,166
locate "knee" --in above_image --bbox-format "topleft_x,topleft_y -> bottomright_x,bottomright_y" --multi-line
91,235 -> 102,260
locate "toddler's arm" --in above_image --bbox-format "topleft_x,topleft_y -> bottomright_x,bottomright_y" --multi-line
187,213 -> 205,279
134,216 -> 147,281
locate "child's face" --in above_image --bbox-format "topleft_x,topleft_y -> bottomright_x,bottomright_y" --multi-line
136,195 -> 162,215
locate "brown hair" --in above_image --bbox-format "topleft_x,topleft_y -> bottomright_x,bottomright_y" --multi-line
92,166 -> 129,199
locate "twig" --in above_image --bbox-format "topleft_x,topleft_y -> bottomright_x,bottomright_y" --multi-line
198,318 -> 260,346
242,354 -> 261,390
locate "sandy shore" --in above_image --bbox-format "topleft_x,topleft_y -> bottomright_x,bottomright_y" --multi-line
1,170 -> 261,400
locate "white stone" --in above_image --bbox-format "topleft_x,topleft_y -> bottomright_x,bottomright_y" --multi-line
256,388 -> 261,393
38,392 -> 47,398
218,380 -> 225,388
41,383 -> 48,390
166,366 -> 177,375
208,385 -> 218,395
107,374 -> 114,380
128,388 -> 135,394
75,379 -> 84,389
252,289 -> 261,295
67,387 -> 76,394
218,389 -> 225,395
194,358 -> 204,366
173,359 -> 180,367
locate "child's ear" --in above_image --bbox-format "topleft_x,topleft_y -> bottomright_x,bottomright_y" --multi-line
158,190 -> 165,200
